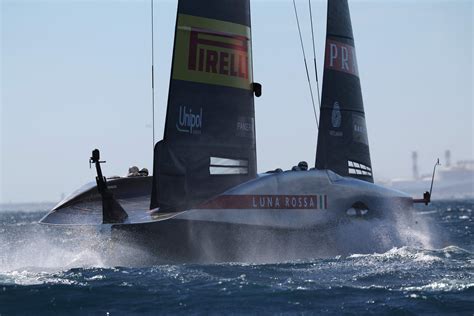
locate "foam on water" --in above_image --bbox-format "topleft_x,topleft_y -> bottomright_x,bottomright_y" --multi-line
403,279 -> 474,293
0,225 -> 105,271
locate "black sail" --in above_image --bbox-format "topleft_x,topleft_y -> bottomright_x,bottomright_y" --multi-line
315,0 -> 373,183
151,0 -> 257,211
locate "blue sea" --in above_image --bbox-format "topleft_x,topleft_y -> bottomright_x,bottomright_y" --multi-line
0,200 -> 473,315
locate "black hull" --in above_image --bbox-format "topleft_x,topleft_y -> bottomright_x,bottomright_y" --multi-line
112,219 -> 330,263
110,214 -> 409,264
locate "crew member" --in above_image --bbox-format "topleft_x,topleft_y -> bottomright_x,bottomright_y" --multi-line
292,161 -> 308,171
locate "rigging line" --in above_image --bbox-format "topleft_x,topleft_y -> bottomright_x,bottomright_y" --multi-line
151,0 -> 156,150
308,0 -> 322,111
292,0 -> 319,129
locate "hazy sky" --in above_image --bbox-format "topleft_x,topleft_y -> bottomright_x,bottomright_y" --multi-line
1,0 -> 473,203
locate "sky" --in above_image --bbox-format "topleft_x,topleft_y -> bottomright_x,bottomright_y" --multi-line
1,0 -> 473,203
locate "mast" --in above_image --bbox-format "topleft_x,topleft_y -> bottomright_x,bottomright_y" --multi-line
151,0 -> 156,150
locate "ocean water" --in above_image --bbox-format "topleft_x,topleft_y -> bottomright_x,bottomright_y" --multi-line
0,200 -> 473,315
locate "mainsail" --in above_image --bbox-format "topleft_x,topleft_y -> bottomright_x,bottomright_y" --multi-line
315,0 -> 373,183
151,0 -> 257,211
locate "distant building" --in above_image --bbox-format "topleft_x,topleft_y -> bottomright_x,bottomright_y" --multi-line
381,150 -> 474,199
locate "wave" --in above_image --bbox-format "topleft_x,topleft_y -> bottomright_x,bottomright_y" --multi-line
2,245 -> 471,289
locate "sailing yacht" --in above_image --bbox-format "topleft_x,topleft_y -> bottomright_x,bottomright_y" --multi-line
40,0 -> 429,262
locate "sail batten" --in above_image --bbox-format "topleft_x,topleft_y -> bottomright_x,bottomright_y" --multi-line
315,0 -> 373,183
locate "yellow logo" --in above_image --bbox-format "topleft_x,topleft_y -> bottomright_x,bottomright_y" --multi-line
172,14 -> 252,90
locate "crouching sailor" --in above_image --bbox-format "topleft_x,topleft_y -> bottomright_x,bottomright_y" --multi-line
292,161 -> 308,171
127,166 -> 149,177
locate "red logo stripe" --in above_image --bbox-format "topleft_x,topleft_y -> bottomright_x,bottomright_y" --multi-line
198,195 -> 328,210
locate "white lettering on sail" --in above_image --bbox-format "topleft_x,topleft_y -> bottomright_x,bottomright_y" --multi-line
329,43 -> 338,67
352,49 -> 358,75
352,114 -> 369,145
341,46 -> 349,71
236,116 -> 255,138
325,40 -> 359,77
176,106 -> 203,134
